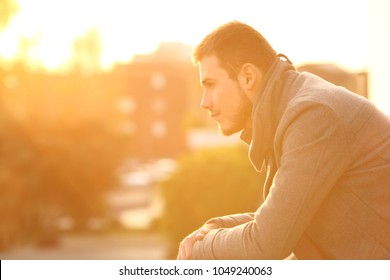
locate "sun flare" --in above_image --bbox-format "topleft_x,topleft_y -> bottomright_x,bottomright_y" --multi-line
0,0 -> 369,72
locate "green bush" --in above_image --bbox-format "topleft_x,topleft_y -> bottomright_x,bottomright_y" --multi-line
0,109 -> 131,249
159,145 -> 265,258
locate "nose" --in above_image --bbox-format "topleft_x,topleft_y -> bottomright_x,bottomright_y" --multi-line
200,90 -> 213,110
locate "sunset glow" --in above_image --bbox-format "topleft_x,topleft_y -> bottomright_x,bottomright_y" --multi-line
1,0 -> 390,263
0,0 -> 368,71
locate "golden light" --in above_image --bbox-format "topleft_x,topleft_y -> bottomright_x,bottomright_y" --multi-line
0,0 -> 369,72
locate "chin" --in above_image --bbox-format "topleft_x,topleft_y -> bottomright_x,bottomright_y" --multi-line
218,124 -> 242,136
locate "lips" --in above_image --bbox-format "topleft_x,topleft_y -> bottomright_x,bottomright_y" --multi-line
210,111 -> 220,118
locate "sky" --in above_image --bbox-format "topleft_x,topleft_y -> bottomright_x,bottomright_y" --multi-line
0,0 -> 369,72
1,1 -> 389,115
368,0 -> 390,113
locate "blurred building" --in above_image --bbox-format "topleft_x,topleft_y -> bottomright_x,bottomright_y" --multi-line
113,43 -> 199,160
298,63 -> 368,98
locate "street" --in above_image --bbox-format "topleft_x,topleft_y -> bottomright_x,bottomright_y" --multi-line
0,232 -> 170,260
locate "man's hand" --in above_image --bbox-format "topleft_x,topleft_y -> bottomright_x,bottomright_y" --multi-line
177,225 -> 217,260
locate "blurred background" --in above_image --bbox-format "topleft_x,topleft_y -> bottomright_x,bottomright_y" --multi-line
0,0 -> 388,259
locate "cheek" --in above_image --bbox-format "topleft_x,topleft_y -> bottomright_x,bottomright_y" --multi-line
214,91 -> 223,103
214,81 -> 243,110
215,85 -> 232,104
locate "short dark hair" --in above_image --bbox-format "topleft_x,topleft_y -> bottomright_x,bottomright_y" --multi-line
192,21 -> 277,79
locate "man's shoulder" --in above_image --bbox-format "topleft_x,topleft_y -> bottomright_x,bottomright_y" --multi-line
285,71 -> 367,114
281,71 -> 374,131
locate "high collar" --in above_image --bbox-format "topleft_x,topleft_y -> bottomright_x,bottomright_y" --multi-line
240,54 -> 296,171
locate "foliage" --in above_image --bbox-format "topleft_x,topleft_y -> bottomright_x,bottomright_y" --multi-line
0,68 -> 132,250
0,112 -> 130,249
159,145 -> 265,257
0,0 -> 19,30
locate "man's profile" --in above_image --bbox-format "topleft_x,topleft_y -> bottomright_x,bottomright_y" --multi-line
177,21 -> 390,260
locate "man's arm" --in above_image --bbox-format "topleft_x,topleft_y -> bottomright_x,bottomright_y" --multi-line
203,212 -> 256,228
177,213 -> 255,259
192,104 -> 355,259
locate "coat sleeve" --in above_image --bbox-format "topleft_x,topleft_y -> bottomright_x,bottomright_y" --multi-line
192,103 -> 355,259
203,213 -> 255,228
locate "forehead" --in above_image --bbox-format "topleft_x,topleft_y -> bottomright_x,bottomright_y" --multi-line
199,55 -> 228,81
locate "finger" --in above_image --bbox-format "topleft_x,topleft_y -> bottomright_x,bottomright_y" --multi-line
183,240 -> 193,259
177,247 -> 183,260
177,240 -> 187,260
196,232 -> 206,240
195,228 -> 211,240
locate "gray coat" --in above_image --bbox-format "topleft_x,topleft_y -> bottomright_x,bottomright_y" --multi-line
192,55 -> 390,259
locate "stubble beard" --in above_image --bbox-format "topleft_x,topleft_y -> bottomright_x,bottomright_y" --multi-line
219,90 -> 253,136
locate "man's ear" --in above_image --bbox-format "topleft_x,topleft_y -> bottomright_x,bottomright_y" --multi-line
238,63 -> 257,90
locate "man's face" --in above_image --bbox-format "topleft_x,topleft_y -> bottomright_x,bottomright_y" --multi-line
199,55 -> 252,136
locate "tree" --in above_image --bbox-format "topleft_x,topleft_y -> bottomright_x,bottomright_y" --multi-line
0,67 -> 132,249
0,0 -> 19,30
71,28 -> 102,75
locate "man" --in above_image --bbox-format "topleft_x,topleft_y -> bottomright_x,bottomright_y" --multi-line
177,21 -> 390,260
